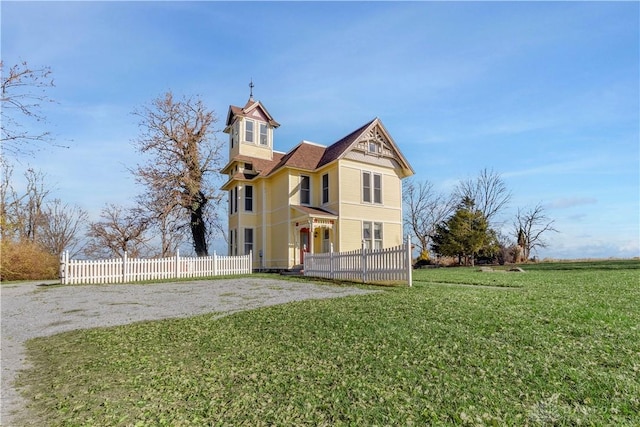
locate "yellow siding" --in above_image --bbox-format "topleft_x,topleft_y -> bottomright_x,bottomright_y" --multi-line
383,173 -> 403,208
338,218 -> 363,252
262,171 -> 292,268
336,159 -> 404,251
339,166 -> 362,204
385,223 -> 404,247
226,132 -> 409,267
239,143 -> 273,160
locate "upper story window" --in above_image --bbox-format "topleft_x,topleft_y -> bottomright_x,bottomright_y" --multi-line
259,123 -> 268,145
245,185 -> 253,212
300,175 -> 310,205
231,122 -> 239,148
373,174 -> 382,204
231,186 -> 238,213
245,120 -> 254,143
362,171 -> 382,204
322,173 -> 329,204
363,172 -> 371,203
368,141 -> 380,154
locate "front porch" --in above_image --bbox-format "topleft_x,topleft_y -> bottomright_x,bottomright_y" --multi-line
291,205 -> 337,267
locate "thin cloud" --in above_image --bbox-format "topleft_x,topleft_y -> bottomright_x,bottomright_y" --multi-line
546,197 -> 598,209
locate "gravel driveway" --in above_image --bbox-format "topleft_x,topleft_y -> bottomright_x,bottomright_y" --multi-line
1,278 -> 375,426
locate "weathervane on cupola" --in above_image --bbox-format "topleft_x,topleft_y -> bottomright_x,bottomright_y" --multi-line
249,78 -> 254,101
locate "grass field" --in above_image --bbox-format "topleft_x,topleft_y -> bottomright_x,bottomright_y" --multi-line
16,261 -> 640,426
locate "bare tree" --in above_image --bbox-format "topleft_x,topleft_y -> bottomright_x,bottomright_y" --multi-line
132,91 -> 224,256
455,168 -> 512,225
402,178 -> 456,258
513,203 -> 558,261
0,166 -> 50,242
0,159 -> 20,240
20,168 -> 50,242
85,204 -> 150,258
1,61 -> 56,156
39,199 -> 88,257
139,190 -> 188,257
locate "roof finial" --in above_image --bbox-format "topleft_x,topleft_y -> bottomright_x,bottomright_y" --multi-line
249,79 -> 254,100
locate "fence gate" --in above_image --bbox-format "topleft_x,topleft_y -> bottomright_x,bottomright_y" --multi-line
303,235 -> 412,286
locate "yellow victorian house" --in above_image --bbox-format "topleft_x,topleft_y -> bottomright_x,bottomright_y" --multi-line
221,95 -> 414,270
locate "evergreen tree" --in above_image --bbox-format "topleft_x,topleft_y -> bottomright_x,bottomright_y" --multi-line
431,197 -> 498,266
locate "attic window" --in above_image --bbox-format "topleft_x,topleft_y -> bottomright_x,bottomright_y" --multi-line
368,141 -> 380,154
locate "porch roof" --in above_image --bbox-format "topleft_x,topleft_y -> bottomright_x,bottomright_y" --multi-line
291,205 -> 337,220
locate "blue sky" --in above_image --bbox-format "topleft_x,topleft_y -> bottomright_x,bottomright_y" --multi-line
2,1 -> 638,259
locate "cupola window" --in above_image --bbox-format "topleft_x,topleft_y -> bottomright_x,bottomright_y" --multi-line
245,120 -> 254,143
260,123 -> 268,145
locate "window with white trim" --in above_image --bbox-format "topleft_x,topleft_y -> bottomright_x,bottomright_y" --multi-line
259,123 -> 268,145
363,221 -> 383,250
322,228 -> 331,252
229,228 -> 237,256
363,172 -> 371,203
322,173 -> 329,204
245,120 -> 254,143
228,186 -> 238,214
362,171 -> 382,204
363,222 -> 371,250
373,222 -> 383,250
231,121 -> 239,148
373,173 -> 382,204
245,185 -> 253,212
244,228 -> 253,255
300,175 -> 310,205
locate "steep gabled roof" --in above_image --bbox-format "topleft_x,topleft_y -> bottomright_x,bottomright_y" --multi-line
317,118 -> 414,176
225,98 -> 280,129
317,118 -> 376,168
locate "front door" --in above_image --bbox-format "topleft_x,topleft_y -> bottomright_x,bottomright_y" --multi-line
300,228 -> 310,264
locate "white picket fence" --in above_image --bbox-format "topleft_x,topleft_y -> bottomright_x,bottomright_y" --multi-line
303,236 -> 412,286
60,250 -> 252,285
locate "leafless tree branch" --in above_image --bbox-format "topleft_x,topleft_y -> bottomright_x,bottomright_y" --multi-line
513,203 -> 558,261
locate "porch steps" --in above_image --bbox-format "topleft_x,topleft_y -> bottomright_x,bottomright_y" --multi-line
280,265 -> 304,276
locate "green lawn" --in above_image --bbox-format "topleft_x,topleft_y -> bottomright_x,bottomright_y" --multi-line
17,261 -> 640,426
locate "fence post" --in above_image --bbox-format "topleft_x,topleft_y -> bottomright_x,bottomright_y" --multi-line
59,251 -> 67,284
213,251 -> 217,277
122,251 -> 128,283
406,235 -> 413,287
361,240 -> 367,283
329,243 -> 334,280
175,249 -> 180,279
249,250 -> 253,274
